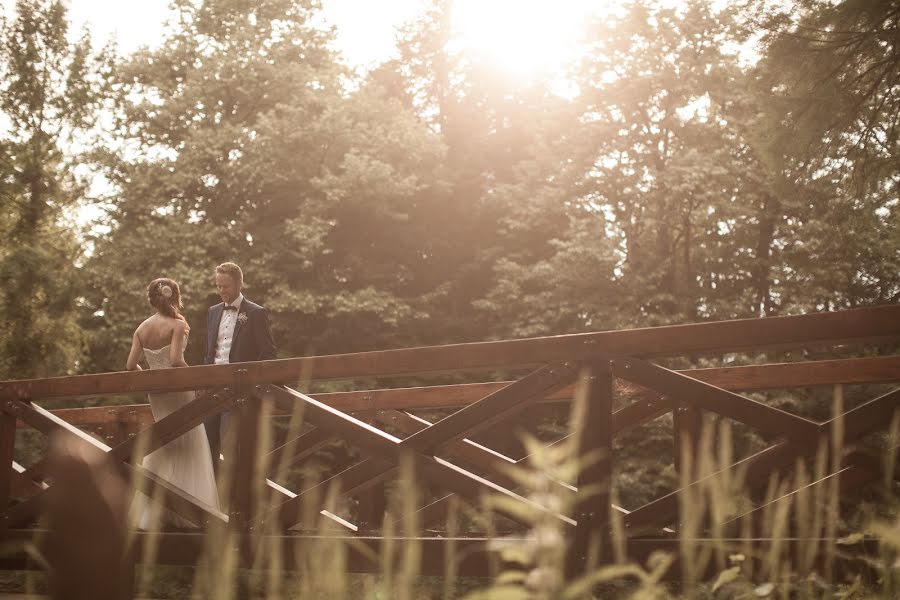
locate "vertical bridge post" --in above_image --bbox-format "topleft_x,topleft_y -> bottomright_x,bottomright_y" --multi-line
229,370 -> 266,534
568,360 -> 614,577
0,408 -> 15,530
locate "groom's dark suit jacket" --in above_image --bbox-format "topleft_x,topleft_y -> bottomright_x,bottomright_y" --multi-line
204,298 -> 276,365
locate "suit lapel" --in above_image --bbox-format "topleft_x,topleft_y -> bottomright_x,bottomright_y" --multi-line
209,303 -> 225,358
230,299 -> 247,361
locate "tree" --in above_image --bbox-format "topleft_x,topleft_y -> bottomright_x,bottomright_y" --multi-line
85,0 -> 450,371
476,0 -> 771,338
749,0 -> 900,310
388,0 -> 588,343
0,0 -> 111,378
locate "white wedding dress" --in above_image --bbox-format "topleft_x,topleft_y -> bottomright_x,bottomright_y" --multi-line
134,344 -> 221,529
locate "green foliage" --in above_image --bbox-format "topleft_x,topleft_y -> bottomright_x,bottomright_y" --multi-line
0,0 -> 112,378
84,0 -> 456,369
0,0 -> 893,378
748,0 -> 900,310
0,0 -> 898,593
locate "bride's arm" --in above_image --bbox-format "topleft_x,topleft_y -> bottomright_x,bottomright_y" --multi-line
125,331 -> 143,371
169,320 -> 190,367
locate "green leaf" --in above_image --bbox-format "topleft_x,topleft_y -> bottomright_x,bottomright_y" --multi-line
712,566 -> 741,593
495,570 -> 527,585
463,584 -> 530,600
836,532 -> 865,546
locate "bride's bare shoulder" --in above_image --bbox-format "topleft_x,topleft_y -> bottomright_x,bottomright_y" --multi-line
134,316 -> 155,336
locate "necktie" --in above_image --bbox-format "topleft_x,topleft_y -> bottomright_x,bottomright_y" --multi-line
224,305 -> 237,311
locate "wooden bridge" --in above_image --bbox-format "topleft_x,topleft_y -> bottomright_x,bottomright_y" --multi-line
1,305 -> 899,594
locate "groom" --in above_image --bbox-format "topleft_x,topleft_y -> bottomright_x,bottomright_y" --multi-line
204,261 -> 277,471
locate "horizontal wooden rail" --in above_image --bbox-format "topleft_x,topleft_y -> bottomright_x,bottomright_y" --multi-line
623,385 -> 900,531
24,355 -> 900,430
0,530 -> 880,579
2,305 -> 899,402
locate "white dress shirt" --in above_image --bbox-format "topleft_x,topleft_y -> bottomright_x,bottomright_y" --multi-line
214,293 -> 244,365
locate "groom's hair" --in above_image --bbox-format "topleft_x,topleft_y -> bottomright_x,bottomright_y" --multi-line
216,262 -> 243,286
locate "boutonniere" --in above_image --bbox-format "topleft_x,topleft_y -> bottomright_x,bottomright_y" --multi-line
237,312 -> 248,324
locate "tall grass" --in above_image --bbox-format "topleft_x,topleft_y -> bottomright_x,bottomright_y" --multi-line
4,382 -> 898,599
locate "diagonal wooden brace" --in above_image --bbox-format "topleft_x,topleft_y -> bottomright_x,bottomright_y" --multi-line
623,385 -> 900,532
259,385 -> 548,530
1,396 -> 231,529
266,428 -> 332,474
4,388 -> 235,507
722,444 -> 895,537
382,392 -> 676,529
394,362 -> 579,453
380,410 -> 669,535
257,362 -> 577,530
110,387 -> 238,463
611,358 -> 821,441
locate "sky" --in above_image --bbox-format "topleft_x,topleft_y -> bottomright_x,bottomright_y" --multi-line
1,0 -> 599,72
1,0 -> 430,66
0,0 -> 604,227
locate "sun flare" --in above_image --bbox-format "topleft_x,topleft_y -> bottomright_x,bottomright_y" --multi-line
450,0 -> 601,77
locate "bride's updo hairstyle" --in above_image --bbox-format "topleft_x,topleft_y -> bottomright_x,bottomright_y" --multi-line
147,277 -> 185,321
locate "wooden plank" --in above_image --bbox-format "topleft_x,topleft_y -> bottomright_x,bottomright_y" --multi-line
612,358 -> 821,441
355,481 -> 387,532
262,478 -> 358,533
392,362 -> 577,453
375,410 -> 521,485
19,355 -> 900,427
0,528 -> 879,579
625,386 -> 900,532
259,384 -> 569,530
836,386 -> 900,445
35,404 -> 154,426
266,427 -> 331,472
680,355 -> 900,392
568,361 -> 614,575
265,364 -> 575,526
10,459 -> 48,496
396,395 -> 675,531
612,393 -> 674,435
109,388 -> 236,464
0,412 -> 15,518
3,306 -> 899,401
3,457 -> 224,530
724,450 -> 886,537
4,388 -> 230,493
229,396 -> 264,530
352,412 -> 388,532
1,400 -> 226,529
623,441 -> 803,532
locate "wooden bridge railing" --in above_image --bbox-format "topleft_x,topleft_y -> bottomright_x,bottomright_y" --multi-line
1,304 -> 899,583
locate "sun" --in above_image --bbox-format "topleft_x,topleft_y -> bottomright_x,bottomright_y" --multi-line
450,0 -> 600,77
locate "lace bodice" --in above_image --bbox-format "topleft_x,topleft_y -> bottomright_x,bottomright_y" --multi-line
143,344 -> 173,369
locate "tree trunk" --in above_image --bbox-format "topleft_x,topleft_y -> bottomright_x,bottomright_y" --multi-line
753,193 -> 778,317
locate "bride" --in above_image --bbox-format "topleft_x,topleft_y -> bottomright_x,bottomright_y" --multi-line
125,277 -> 220,529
